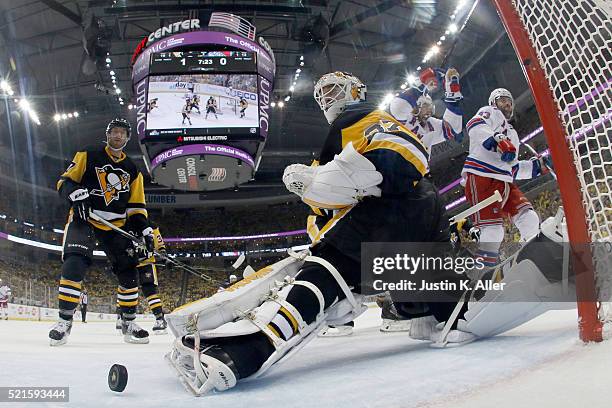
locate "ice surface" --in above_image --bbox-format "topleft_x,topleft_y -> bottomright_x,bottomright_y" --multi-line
1,307 -> 611,408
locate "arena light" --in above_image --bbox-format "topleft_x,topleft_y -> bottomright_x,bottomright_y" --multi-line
62,113 -> 68,119
430,45 -> 440,54
54,114 -> 61,121
278,101 -> 285,108
406,73 -> 416,85
128,104 -> 133,110
284,95 -> 291,102
110,70 -> 115,76
73,111 -> 79,117
448,23 -> 458,33
105,57 -> 111,63
18,99 -> 30,110
115,88 -> 121,94
289,85 -> 295,92
67,113 -> 73,118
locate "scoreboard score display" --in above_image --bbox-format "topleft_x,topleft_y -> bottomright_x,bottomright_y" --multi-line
149,51 -> 257,74
131,14 -> 276,191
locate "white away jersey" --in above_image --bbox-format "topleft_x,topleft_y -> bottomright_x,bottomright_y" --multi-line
462,105 -> 539,183
389,89 -> 463,155
0,285 -> 11,301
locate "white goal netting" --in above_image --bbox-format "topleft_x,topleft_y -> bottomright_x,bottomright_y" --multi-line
507,0 -> 611,321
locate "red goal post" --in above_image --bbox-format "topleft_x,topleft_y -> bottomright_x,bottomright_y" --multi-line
492,0 -> 611,342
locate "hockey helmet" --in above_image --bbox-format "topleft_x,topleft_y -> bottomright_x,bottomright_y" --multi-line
314,71 -> 367,124
106,118 -> 131,151
416,94 -> 435,118
488,88 -> 514,118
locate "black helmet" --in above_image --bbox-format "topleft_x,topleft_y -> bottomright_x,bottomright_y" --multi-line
106,118 -> 131,138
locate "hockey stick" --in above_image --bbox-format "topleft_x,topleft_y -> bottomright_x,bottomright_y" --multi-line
88,211 -> 213,282
521,142 -> 558,180
449,189 -> 502,225
432,189 -> 504,348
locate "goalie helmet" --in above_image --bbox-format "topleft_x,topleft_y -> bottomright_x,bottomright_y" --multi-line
314,72 -> 367,124
488,88 -> 514,118
106,118 -> 131,151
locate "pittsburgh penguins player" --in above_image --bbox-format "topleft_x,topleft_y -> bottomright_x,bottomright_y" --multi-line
115,221 -> 168,334
49,118 -> 154,346
164,72 -> 459,394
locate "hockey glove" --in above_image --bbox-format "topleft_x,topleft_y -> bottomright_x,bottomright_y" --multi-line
141,227 -> 155,254
443,67 -> 463,103
482,133 -> 516,162
68,188 -> 91,222
413,68 -> 439,94
468,226 -> 481,242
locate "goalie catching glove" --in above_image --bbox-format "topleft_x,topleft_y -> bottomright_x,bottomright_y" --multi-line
283,142 -> 383,209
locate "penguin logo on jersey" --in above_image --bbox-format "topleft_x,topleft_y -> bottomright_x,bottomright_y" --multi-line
91,165 -> 131,205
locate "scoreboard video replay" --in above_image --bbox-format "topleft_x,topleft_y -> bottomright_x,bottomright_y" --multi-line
131,13 -> 276,191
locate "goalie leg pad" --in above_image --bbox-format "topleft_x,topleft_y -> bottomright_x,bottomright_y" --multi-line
461,259 -> 573,338
166,253 -> 306,337
167,253 -> 365,394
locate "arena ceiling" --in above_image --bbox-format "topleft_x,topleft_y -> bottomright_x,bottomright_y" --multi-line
0,0 -> 530,198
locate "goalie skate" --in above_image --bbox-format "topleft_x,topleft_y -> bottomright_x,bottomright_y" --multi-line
165,334 -> 237,396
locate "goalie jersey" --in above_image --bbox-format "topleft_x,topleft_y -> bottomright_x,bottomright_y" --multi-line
57,145 -> 148,231
306,103 -> 446,256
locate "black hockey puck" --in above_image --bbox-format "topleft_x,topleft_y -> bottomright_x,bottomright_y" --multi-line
108,364 -> 128,392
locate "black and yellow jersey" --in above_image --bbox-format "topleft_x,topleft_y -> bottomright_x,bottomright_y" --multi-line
307,103 -> 431,244
58,145 -> 148,231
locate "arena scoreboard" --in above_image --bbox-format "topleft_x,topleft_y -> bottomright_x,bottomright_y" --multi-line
149,51 -> 257,74
131,13 -> 276,192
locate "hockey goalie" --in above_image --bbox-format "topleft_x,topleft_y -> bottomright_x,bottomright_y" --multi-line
163,72 -> 582,396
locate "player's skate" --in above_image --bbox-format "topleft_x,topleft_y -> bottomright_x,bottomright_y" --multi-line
152,317 -> 168,335
122,320 -> 150,344
380,317 -> 411,333
115,316 -> 122,331
165,334 -> 237,396
318,324 -> 353,337
49,318 -> 73,346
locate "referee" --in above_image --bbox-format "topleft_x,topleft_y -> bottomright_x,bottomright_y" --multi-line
79,289 -> 88,323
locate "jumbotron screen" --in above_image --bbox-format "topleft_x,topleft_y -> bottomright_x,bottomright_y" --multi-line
145,73 -> 259,138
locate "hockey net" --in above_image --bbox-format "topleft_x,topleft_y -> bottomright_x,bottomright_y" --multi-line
216,95 -> 237,116
493,0 -> 611,341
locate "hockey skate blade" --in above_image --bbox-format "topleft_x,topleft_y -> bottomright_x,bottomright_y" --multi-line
123,334 -> 149,344
152,329 -> 168,335
49,337 -> 67,347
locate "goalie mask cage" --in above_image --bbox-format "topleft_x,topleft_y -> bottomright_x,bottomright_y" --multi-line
492,0 -> 611,342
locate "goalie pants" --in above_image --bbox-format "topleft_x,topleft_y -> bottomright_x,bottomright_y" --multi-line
58,216 -> 140,321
